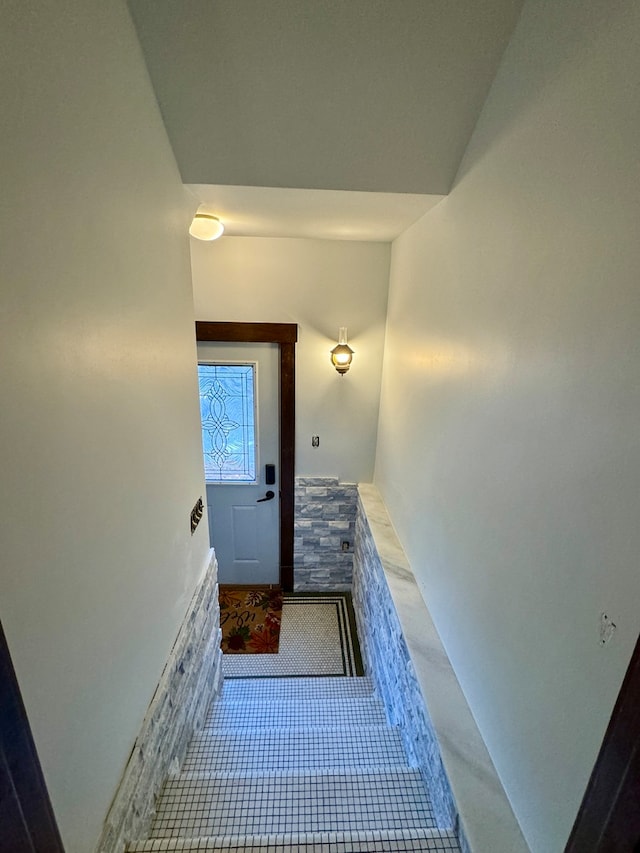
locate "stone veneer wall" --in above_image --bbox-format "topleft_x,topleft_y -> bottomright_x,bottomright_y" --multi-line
352,501 -> 461,840
96,551 -> 223,853
294,477 -> 357,591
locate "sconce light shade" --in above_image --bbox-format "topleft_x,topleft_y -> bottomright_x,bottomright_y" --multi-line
331,327 -> 354,375
189,212 -> 224,241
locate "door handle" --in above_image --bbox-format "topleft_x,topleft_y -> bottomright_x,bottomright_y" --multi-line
256,490 -> 275,503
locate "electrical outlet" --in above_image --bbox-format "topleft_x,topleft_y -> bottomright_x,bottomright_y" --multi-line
312,435 -> 320,447
599,612 -> 617,645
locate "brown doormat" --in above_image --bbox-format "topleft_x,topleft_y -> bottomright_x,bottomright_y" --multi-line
219,587 -> 283,654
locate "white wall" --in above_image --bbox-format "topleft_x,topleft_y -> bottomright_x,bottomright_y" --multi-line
0,3 -> 208,851
375,1 -> 640,850
191,237 -> 391,483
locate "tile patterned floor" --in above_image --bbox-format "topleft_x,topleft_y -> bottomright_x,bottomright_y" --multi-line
129,828 -> 461,851
149,769 -> 437,838
222,594 -> 361,679
221,676 -> 376,701
127,592 -> 461,852
182,726 -> 409,775
204,697 -> 387,731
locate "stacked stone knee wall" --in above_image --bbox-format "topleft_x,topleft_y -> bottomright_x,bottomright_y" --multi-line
294,477 -> 357,590
96,552 -> 222,853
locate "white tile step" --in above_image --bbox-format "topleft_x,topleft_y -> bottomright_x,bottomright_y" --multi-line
221,676 -> 374,701
183,726 -> 409,774
128,826 -> 461,851
148,769 -> 436,839
205,697 -> 387,730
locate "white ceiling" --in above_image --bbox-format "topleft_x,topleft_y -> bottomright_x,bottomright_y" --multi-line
128,0 -> 524,240
187,185 -> 444,241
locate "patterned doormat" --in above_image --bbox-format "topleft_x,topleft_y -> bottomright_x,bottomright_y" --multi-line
219,587 -> 283,654
222,592 -> 364,678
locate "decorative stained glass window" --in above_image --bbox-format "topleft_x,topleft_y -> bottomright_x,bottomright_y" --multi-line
198,363 -> 256,482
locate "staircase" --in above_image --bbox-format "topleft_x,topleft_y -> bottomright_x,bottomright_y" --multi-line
127,676 -> 460,852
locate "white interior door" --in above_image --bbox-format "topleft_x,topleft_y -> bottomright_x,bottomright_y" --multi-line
197,342 -> 279,585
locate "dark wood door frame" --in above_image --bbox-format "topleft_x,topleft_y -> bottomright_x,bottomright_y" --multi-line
1,620 -> 65,852
566,631 -> 640,852
195,321 -> 297,591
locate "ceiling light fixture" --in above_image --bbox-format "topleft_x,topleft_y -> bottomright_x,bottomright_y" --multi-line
330,327 -> 354,376
189,210 -> 224,241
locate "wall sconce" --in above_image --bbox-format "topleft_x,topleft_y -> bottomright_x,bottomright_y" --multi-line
330,327 -> 354,376
189,209 -> 224,241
